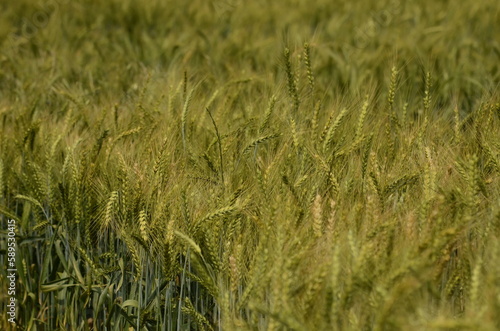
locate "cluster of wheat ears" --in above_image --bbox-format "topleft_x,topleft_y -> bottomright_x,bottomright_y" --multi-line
0,0 -> 499,330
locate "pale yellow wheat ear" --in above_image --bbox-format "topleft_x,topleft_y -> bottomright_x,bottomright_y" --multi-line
385,66 -> 398,158
311,101 -> 321,139
386,66 -> 398,115
418,71 -> 432,146
103,190 -> 119,233
355,96 -> 370,142
323,108 -> 348,154
312,193 -> 323,237
259,95 -> 276,133
181,88 -> 192,149
453,103 -> 461,142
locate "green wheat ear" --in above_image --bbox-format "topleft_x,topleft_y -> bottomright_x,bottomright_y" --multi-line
2,2 -> 499,329
355,96 -> 370,142
138,210 -> 148,242
259,95 -> 276,133
323,108 -> 348,154
206,107 -> 225,187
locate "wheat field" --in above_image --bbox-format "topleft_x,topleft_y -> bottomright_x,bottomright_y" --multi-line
0,0 -> 499,330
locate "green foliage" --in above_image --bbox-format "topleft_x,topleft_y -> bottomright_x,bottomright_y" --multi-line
0,0 -> 499,330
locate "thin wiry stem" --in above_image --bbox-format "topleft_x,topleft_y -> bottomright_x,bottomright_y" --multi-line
206,107 -> 225,190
